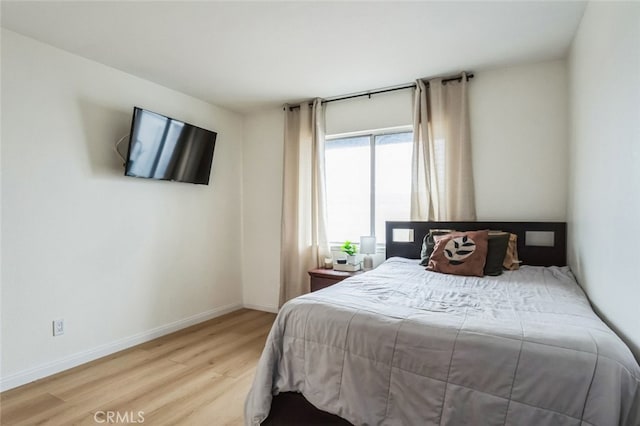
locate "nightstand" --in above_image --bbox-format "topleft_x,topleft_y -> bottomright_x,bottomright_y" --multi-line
308,268 -> 363,292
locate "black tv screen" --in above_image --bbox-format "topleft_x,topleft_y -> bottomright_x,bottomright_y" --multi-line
125,107 -> 217,185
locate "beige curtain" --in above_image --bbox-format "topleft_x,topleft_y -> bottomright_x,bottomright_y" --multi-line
411,73 -> 476,221
280,99 -> 329,306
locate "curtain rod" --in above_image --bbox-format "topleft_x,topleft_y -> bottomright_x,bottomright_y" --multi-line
286,72 -> 474,111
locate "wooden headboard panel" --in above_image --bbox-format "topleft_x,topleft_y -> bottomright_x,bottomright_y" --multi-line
385,221 -> 567,267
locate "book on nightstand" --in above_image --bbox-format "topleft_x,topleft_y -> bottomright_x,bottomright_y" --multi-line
333,262 -> 361,272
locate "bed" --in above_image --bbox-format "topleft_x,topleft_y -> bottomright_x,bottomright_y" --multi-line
245,221 -> 640,426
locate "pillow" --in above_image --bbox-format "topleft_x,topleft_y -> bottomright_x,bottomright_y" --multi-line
484,232 -> 510,276
427,230 -> 489,277
503,233 -> 521,270
419,229 -> 456,266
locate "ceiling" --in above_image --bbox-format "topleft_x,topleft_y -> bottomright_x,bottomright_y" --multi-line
1,1 -> 586,113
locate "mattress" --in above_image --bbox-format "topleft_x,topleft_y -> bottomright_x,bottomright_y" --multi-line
245,258 -> 640,425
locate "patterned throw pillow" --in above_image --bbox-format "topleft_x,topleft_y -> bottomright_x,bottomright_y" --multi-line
427,230 -> 489,277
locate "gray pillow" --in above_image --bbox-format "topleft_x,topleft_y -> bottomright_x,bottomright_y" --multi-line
420,229 -> 456,266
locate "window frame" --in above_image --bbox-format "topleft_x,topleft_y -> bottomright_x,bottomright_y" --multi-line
325,125 -> 413,243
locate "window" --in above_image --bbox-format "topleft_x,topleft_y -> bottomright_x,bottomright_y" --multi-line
325,129 -> 413,243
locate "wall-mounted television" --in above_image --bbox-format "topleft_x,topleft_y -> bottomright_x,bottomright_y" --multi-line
124,107 -> 217,185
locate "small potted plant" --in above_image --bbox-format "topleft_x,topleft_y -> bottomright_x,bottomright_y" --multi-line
341,240 -> 358,265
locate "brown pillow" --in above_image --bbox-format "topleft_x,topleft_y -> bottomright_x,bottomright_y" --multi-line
503,233 -> 521,270
419,229 -> 456,266
427,230 -> 489,277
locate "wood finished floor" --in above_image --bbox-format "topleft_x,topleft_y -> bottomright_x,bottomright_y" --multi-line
0,309 -> 276,426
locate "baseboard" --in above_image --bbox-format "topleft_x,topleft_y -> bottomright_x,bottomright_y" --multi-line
243,303 -> 279,314
0,302 -> 242,392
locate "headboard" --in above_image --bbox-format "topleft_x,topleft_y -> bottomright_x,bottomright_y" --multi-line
385,221 -> 567,267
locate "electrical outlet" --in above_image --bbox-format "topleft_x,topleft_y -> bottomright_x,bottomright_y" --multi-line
53,319 -> 64,336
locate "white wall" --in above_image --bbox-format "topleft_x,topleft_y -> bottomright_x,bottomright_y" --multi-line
325,90 -> 413,135
567,2 -> 640,359
470,60 -> 568,220
0,30 -> 244,389
241,59 -> 568,311
241,108 -> 284,312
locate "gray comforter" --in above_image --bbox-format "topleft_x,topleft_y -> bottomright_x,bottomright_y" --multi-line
245,258 -> 640,425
